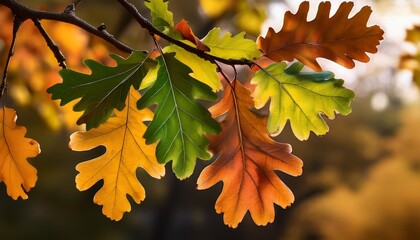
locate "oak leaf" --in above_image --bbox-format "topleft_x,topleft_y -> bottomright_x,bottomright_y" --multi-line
137,53 -> 220,179
70,89 -> 164,221
165,20 -> 221,91
164,45 -> 222,91
202,28 -> 262,60
0,108 -> 40,200
48,51 -> 155,130
257,1 -> 384,71
175,19 -> 210,52
145,0 -> 174,31
251,62 -> 355,140
197,81 -> 303,228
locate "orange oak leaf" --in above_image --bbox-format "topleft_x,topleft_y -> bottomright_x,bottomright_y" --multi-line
175,19 -> 210,52
197,81 -> 303,228
257,1 -> 384,71
70,88 -> 164,220
0,107 -> 40,200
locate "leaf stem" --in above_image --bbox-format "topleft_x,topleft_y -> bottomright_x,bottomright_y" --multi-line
151,33 -> 164,56
214,62 -> 235,89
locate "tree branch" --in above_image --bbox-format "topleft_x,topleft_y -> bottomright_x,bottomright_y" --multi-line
0,0 -> 133,53
0,0 -> 255,68
115,0 -> 254,67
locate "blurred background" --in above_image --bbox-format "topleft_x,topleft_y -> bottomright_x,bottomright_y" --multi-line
1,0 -> 420,239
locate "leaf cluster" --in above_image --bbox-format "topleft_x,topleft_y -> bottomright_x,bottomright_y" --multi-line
0,0 -> 384,228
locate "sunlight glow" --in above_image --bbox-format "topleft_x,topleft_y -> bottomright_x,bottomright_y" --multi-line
371,92 -> 389,111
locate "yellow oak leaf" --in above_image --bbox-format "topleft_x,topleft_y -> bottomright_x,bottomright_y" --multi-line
164,45 -> 222,92
0,107 -> 40,200
70,88 -> 165,221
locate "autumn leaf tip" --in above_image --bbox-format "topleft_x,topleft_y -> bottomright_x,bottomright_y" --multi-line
106,214 -> 123,222
226,223 -> 240,229
175,174 -> 191,181
13,194 -> 27,201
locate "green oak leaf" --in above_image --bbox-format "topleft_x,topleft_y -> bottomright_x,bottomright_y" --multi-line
164,45 -> 222,91
251,62 -> 355,141
137,53 -> 221,179
47,51 -> 155,130
145,0 -> 174,31
202,28 -> 262,60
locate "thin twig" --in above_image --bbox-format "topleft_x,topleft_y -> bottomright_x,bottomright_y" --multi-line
0,16 -> 22,98
32,19 -> 67,69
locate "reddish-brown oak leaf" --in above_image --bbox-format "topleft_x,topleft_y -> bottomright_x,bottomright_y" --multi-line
0,108 -> 40,200
197,81 -> 303,228
257,1 -> 384,71
175,19 -> 210,52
